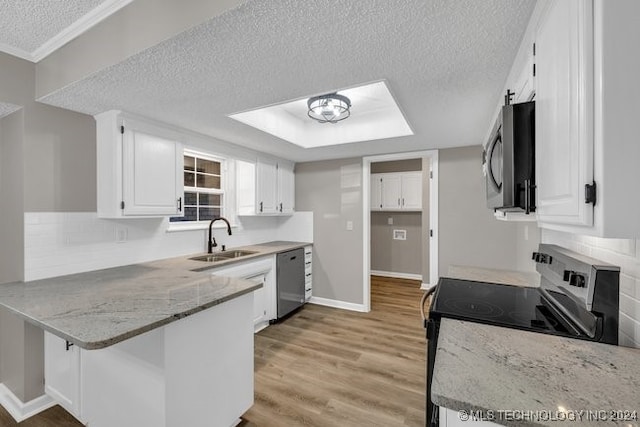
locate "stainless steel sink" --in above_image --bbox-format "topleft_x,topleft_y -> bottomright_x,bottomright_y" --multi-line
189,250 -> 257,263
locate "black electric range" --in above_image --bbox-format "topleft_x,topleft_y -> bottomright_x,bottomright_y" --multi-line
423,244 -> 620,427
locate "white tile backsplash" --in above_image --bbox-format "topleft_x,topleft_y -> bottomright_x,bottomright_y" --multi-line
24,212 -> 313,281
542,229 -> 640,348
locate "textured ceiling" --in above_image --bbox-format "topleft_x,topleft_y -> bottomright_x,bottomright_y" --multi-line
38,0 -> 537,162
0,0 -> 106,51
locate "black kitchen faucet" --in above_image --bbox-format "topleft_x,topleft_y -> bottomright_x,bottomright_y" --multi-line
208,217 -> 232,253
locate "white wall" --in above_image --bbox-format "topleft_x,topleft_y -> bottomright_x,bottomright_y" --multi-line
24,212 -> 313,281
542,229 -> 640,349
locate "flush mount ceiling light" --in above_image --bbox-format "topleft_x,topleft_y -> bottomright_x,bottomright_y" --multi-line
307,93 -> 351,124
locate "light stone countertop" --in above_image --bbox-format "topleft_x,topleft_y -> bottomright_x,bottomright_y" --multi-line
432,319 -> 640,427
0,241 -> 311,350
447,265 -> 540,288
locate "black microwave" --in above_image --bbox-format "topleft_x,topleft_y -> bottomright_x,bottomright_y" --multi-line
483,101 -> 535,213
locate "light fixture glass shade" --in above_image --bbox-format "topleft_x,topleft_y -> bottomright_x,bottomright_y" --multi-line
307,93 -> 351,124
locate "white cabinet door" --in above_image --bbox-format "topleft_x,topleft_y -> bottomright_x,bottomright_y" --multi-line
122,125 -> 184,216
96,111 -> 184,218
381,173 -> 402,210
370,174 -> 383,210
44,332 -> 82,420
535,0 -> 594,227
277,161 -> 295,214
401,172 -> 422,210
513,49 -> 535,103
246,273 -> 268,326
256,158 -> 278,214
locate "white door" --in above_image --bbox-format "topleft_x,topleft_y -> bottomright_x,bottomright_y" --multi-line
256,158 -> 278,214
370,174 -> 383,210
122,126 -> 183,216
535,0 -> 593,226
401,172 -> 423,210
277,162 -> 295,214
381,174 -> 402,210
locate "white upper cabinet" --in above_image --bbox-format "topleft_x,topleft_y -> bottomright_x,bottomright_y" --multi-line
236,157 -> 295,216
370,175 -> 383,210
535,0 -> 594,228
400,172 -> 423,210
95,111 -> 183,218
531,0 -> 640,236
256,157 -> 278,214
381,174 -> 402,210
277,161 -> 295,214
371,172 -> 422,212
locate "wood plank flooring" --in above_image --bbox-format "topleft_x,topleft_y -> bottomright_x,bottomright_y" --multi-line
243,275 -> 426,427
0,276 -> 426,427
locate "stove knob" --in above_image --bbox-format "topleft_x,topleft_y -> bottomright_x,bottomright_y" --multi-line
568,272 -> 586,288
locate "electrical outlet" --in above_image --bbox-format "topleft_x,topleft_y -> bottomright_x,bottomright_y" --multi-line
116,227 -> 128,243
346,221 -> 353,231
388,217 -> 393,225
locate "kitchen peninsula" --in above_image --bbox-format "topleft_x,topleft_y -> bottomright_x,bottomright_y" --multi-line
0,257 -> 261,427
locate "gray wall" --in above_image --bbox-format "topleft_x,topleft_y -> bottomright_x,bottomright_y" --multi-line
438,146 -> 518,274
370,212 -> 422,275
295,158 -> 364,305
0,51 -> 96,402
371,158 -> 421,173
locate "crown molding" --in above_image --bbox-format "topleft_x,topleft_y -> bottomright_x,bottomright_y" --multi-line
0,0 -> 134,63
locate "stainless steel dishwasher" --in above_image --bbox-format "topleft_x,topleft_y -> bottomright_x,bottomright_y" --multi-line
276,248 -> 305,319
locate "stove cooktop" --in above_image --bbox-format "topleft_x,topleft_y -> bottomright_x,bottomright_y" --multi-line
429,278 -> 582,338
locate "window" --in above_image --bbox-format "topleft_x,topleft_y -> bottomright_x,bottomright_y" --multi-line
170,150 -> 225,223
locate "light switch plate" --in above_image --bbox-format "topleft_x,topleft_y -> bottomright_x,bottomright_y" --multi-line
346,221 -> 353,231
388,217 -> 393,225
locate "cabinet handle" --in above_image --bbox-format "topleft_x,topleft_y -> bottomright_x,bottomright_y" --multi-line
66,340 -> 74,351
177,197 -> 182,212
398,198 -> 400,206
259,202 -> 263,213
280,202 -> 283,212
402,198 -> 405,206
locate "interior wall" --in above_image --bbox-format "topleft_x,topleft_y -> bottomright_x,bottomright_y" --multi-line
371,158 -> 421,173
438,145 -> 519,275
295,158 -> 363,305
0,51 -> 96,402
370,212 -> 422,275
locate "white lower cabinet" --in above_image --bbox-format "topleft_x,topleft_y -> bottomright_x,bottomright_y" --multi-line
44,332 -> 84,422
208,256 -> 276,332
304,246 -> 312,301
46,294 -> 254,427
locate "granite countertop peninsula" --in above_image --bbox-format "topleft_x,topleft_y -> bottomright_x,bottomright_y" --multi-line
432,319 -> 640,427
0,241 -> 311,350
448,265 -> 540,288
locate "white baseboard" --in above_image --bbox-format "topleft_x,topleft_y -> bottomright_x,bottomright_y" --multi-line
370,270 -> 422,281
421,282 -> 436,290
0,384 -> 56,422
308,296 -> 367,312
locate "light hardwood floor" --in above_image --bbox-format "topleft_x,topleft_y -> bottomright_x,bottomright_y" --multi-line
0,276 -> 426,426
243,275 -> 426,427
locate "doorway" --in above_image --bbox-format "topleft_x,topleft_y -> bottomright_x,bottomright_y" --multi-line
362,151 -> 439,312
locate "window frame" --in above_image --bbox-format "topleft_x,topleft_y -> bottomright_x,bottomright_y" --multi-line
168,148 -> 233,231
